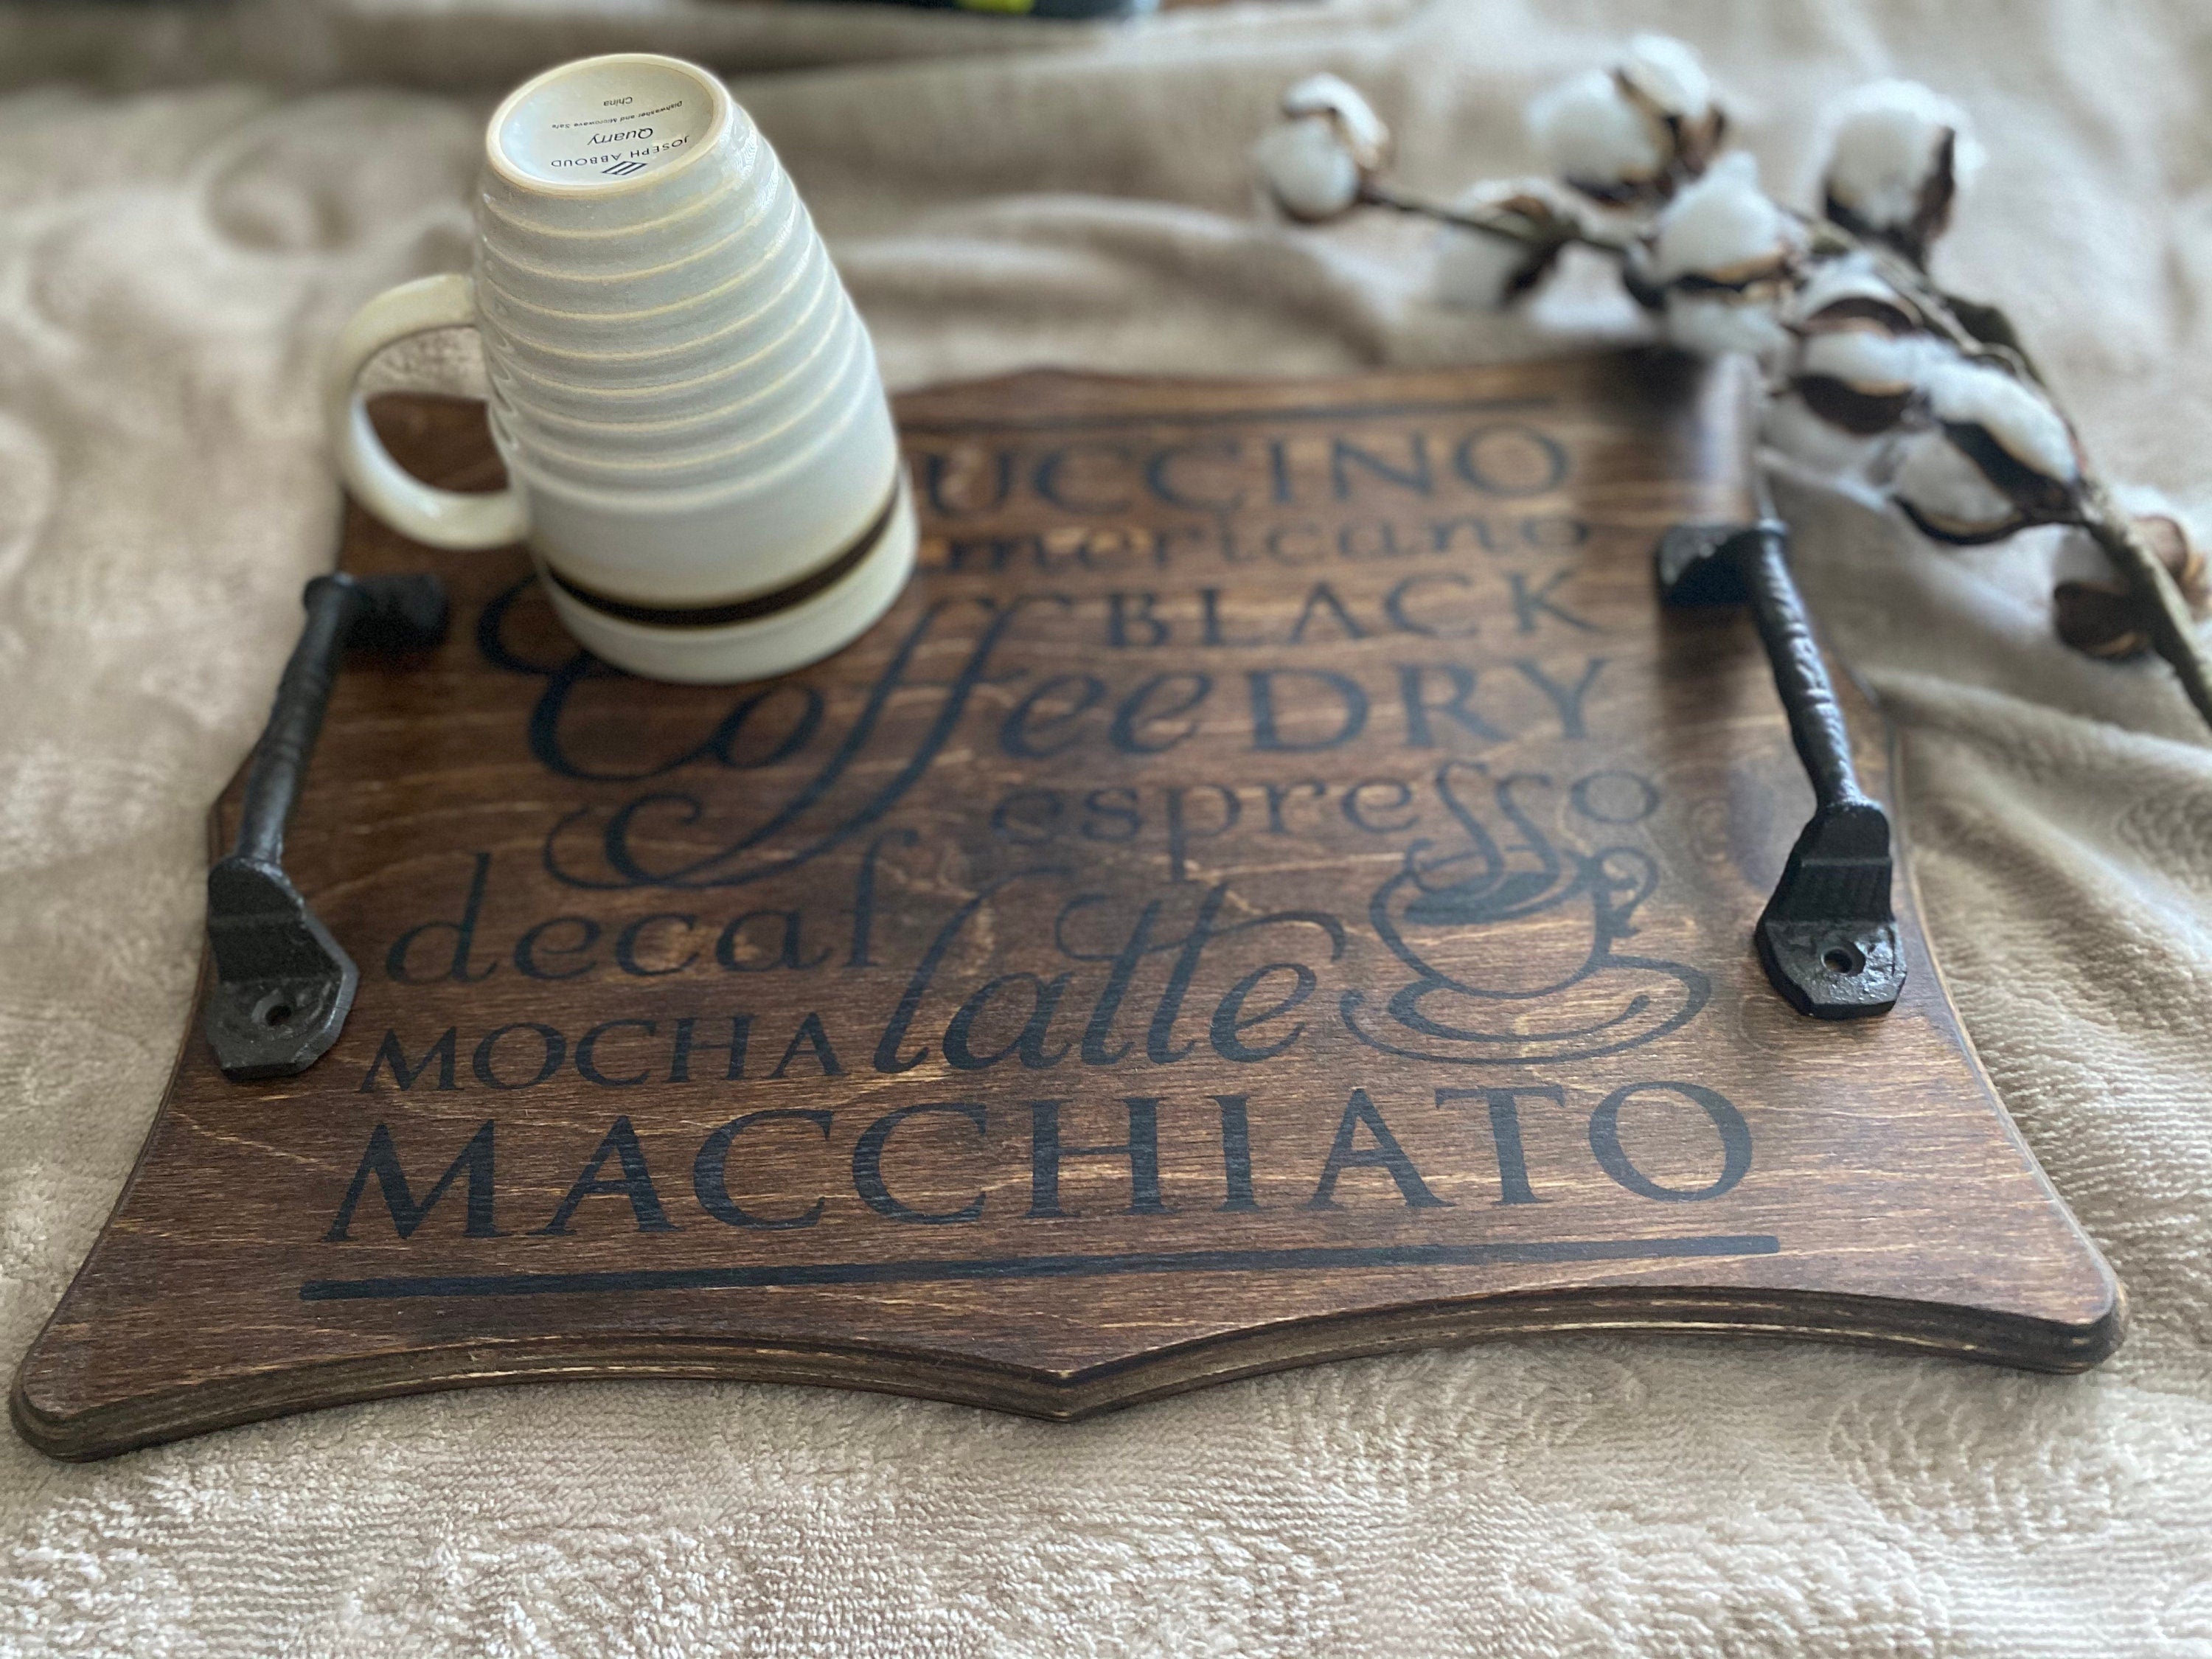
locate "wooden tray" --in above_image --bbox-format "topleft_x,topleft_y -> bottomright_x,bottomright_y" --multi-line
13,355 -> 2121,1460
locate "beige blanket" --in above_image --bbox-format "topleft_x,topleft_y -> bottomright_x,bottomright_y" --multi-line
1,1 -> 2208,1652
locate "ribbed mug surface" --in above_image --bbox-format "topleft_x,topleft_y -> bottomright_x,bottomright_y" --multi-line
327,52 -> 915,683
475,55 -> 903,611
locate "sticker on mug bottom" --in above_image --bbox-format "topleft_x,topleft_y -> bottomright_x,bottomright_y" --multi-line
496,59 -> 717,187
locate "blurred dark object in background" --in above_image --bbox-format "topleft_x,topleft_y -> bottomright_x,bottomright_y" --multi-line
819,0 -> 1161,14
17,0 -> 1169,11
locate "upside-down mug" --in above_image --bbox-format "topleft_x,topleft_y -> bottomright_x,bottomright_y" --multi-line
324,52 -> 916,684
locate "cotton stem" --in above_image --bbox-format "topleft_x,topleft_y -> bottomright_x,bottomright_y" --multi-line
1356,180 -> 1638,256
2079,481 -> 2212,732
1874,254 -> 2212,732
1358,170 -> 2212,736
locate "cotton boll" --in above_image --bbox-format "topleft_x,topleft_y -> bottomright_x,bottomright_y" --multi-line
1434,225 -> 1558,308
1434,227 -> 1531,308
1431,184 -> 1568,307
1281,73 -> 1391,171
1921,358 -> 2081,525
1663,291 -> 1792,365
1826,83 -> 1964,226
1253,116 -> 1362,222
1791,254 -> 1899,318
2051,515 -> 2211,658
1649,153 -> 1799,285
1618,34 -> 1712,123
1798,327 -> 1935,394
1790,327 -> 1941,433
1617,35 -> 1725,175
1891,428 -> 2025,543
1764,392 -> 1895,484
1789,252 -> 1920,335
1532,36 -> 1724,201
1528,69 -> 1663,200
1820,80 -> 1983,259
1922,359 -> 2076,484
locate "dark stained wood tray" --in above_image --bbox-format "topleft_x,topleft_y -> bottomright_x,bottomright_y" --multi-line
13,355 -> 2121,1460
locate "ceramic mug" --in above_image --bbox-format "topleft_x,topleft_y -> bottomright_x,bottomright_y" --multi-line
324,52 -> 916,684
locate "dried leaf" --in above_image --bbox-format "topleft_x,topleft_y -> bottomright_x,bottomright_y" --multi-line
2051,513 -> 2211,659
2053,580 -> 2150,658
1668,107 -> 1728,178
1503,238 -> 1568,300
1905,128 -> 1960,262
2134,513 -> 2209,612
1941,293 -> 2042,380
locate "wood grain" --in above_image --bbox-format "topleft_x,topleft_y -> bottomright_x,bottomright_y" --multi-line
12,353 -> 2121,1461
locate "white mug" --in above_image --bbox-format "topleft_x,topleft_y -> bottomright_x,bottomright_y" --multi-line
325,53 -> 916,684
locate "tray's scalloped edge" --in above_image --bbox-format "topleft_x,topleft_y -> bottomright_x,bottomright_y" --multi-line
14,1276 -> 2124,1461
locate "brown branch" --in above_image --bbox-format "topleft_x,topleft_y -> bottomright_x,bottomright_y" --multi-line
1354,180 -> 1637,256
2078,481 -> 2212,732
1858,246 -> 2212,734
1353,175 -> 2212,736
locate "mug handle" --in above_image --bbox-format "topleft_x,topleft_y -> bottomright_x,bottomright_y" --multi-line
324,273 -> 529,550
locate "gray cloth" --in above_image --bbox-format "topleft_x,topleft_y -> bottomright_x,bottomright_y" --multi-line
1,1 -> 2209,1652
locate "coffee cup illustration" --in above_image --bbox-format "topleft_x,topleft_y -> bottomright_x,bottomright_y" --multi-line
324,54 -> 915,684
1343,762 -> 1709,1063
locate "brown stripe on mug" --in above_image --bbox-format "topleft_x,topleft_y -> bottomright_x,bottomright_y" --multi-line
545,484 -> 901,630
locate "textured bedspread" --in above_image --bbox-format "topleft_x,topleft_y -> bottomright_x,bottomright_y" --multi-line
0,1 -> 2208,1652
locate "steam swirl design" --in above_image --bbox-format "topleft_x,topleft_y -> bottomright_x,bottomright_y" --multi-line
1342,762 -> 1708,1063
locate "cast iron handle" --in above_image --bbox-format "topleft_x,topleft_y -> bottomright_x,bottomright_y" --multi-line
1657,519 -> 1905,1018
204,572 -> 448,1080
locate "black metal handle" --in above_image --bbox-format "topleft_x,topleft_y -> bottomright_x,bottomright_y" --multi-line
204,572 -> 448,1080
235,577 -> 360,866
1658,520 -> 1905,1018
